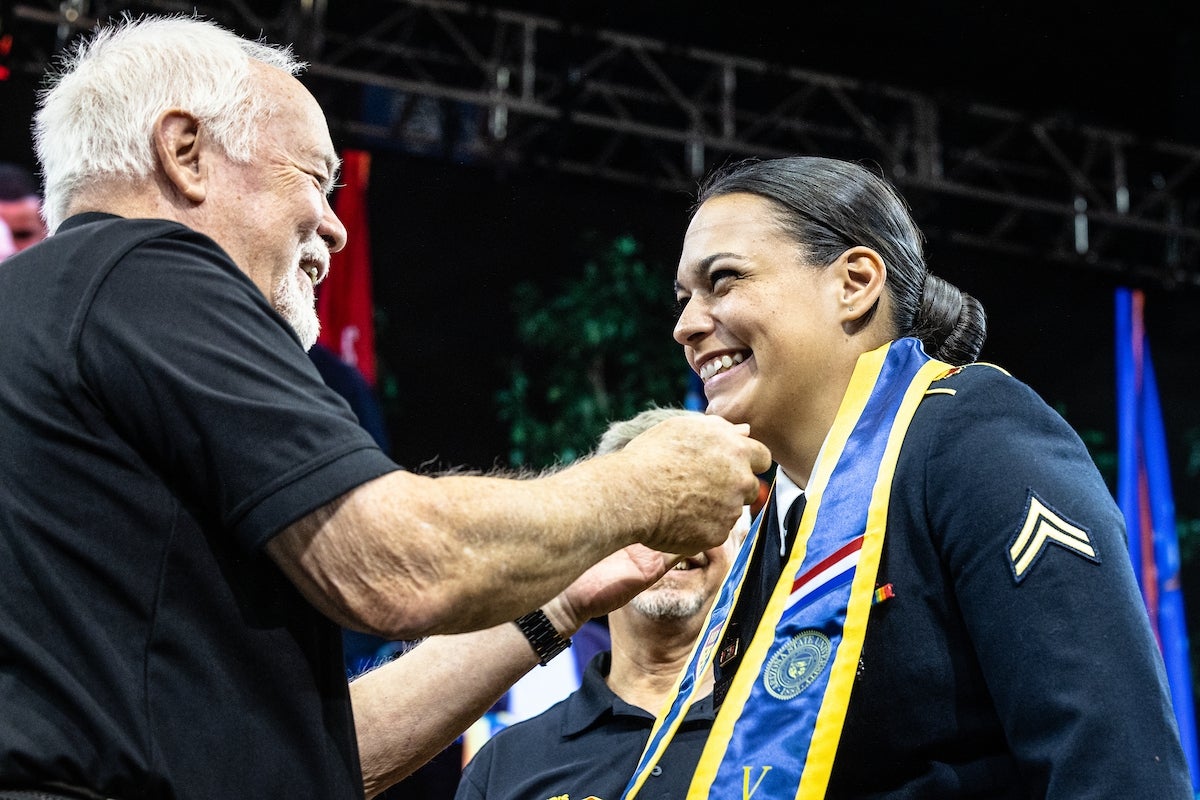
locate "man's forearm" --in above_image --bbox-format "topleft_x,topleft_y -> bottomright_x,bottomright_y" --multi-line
269,415 -> 769,642
270,463 -> 641,641
349,543 -> 676,798
350,621 -> 542,799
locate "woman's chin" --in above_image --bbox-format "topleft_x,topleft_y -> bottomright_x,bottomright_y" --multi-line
702,394 -> 749,426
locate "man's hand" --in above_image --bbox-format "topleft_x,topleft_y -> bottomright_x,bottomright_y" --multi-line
615,414 -> 771,556
542,543 -> 679,634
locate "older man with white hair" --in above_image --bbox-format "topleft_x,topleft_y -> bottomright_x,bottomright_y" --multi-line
0,15 -> 770,800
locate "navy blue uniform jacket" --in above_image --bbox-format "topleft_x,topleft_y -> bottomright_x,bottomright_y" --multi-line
824,361 -> 1191,797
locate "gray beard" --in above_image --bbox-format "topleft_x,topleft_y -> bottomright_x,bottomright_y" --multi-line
274,270 -> 320,350
629,586 -> 706,620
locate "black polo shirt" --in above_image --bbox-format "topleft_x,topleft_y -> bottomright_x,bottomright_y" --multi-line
455,652 -> 714,800
0,214 -> 398,798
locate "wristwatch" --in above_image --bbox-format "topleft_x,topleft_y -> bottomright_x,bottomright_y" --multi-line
513,609 -> 572,666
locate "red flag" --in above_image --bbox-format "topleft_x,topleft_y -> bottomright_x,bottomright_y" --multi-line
317,149 -> 377,386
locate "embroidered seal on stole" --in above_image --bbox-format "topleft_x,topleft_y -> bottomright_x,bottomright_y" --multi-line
763,630 -> 831,700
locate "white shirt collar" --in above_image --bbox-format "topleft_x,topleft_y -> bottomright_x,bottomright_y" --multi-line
772,468 -> 805,557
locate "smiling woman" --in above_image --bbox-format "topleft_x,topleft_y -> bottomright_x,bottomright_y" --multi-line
651,155 -> 1195,799
674,157 -> 986,481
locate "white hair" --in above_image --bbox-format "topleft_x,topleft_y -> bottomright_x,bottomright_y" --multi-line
595,405 -> 699,456
34,14 -> 304,232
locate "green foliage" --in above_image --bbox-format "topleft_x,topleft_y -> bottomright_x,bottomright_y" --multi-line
1179,426 -> 1200,564
496,234 -> 689,468
1075,426 -> 1118,489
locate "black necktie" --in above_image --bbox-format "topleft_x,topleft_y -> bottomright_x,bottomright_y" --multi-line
761,492 -> 806,594
785,492 -> 806,550
713,491 -> 806,706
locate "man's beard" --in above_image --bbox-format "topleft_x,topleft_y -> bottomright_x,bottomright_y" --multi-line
629,584 -> 707,620
274,267 -> 320,350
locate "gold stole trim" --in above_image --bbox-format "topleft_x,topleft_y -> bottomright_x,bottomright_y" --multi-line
683,342 -> 947,799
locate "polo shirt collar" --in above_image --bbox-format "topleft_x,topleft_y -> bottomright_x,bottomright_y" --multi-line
560,651 -> 715,738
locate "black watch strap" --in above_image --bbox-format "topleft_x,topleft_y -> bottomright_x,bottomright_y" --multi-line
513,609 -> 572,666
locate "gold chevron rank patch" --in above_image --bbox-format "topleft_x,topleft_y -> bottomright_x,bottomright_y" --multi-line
1008,491 -> 1100,583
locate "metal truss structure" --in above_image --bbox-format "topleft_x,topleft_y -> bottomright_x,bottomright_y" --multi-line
9,0 -> 1200,288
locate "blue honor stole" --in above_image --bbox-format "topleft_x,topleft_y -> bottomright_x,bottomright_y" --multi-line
621,338 -> 951,800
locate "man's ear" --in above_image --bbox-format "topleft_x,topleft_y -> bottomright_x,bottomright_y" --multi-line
153,110 -> 206,203
835,246 -> 887,324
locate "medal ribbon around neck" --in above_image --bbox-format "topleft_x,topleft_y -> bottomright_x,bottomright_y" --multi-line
620,337 -> 949,800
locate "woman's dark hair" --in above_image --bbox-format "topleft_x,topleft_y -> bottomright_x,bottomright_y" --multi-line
693,156 -> 986,365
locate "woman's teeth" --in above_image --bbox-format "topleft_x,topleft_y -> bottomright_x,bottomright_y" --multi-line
700,352 -> 745,381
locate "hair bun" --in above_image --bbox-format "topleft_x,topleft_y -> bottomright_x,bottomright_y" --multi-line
911,274 -> 987,364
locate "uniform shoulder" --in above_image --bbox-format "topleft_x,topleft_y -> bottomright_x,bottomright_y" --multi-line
907,360 -> 1074,465
925,361 -> 1048,413
932,361 -> 1015,390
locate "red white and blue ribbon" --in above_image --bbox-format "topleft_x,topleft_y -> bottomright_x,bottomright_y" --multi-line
621,337 -> 950,800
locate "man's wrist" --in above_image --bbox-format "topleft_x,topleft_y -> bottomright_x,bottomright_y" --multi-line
513,609 -> 572,666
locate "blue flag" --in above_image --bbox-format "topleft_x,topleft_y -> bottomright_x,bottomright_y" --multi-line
1115,286 -> 1199,789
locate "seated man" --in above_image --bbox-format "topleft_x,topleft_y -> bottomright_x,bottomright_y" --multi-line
455,406 -> 751,800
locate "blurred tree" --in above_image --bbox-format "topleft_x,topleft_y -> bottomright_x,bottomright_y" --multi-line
497,233 -> 688,468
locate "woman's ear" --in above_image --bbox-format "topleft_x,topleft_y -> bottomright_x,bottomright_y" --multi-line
153,109 -> 207,203
835,246 -> 886,324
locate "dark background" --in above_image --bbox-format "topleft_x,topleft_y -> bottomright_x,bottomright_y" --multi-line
3,1 -> 1198,473
354,0 -> 1200,474
3,2 -> 1200,796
